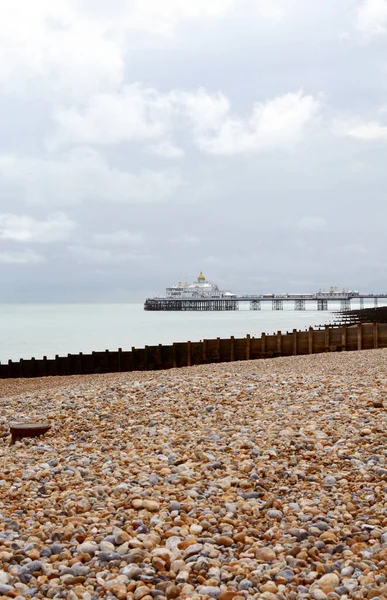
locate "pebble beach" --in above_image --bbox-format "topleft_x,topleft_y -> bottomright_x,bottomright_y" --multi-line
1,349 -> 387,600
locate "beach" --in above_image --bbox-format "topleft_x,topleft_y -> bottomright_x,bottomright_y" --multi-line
0,350 -> 387,599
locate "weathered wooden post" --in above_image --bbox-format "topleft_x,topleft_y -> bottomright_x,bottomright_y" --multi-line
202,339 -> 207,364
292,329 -> 297,355
373,322 -> 379,350
43,356 -> 47,376
172,343 -> 177,368
217,338 -> 221,361
357,323 -> 362,351
230,336 -> 235,362
341,326 -> 347,351
118,348 -> 122,372
324,325 -> 330,352
261,332 -> 266,357
277,331 -> 282,355
308,327 -> 314,354
246,334 -> 251,360
187,341 -> 192,366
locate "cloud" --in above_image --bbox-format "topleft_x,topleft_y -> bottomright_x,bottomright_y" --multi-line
0,249 -> 45,264
67,245 -> 155,264
355,0 -> 387,37
0,149 -> 182,206
0,212 -> 76,243
168,234 -> 200,246
93,231 -> 144,246
51,86 -> 321,156
0,0 -> 283,98
298,216 -> 327,232
49,84 -> 174,148
148,141 -> 185,158
189,91 -> 321,155
334,118 -> 387,140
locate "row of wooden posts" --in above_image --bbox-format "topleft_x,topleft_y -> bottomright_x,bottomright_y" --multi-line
0,322 -> 385,379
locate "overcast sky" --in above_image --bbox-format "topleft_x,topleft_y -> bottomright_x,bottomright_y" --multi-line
0,0 -> 387,301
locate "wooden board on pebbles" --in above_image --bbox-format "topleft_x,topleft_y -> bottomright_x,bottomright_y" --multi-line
9,422 -> 51,444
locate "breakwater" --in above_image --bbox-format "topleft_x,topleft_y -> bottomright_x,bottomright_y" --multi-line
1,322 -> 385,379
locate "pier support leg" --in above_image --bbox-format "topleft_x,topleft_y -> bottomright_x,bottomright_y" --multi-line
250,300 -> 261,310
317,299 -> 328,311
341,299 -> 350,311
374,297 -> 379,307
295,299 -> 305,311
272,300 -> 283,311
360,297 -> 364,310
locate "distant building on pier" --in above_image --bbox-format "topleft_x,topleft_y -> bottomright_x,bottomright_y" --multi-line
166,272 -> 235,300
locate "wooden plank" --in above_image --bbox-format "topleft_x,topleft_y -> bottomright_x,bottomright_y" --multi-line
308,327 -> 313,354
230,336 -> 235,362
341,326 -> 347,351
357,323 -> 362,351
293,329 -> 297,355
324,325 -> 330,352
373,322 -> 379,349
187,341 -> 192,366
246,334 -> 251,360
261,332 -> 266,356
277,331 -> 282,355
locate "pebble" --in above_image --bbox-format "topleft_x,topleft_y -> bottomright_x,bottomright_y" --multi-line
1,350 -> 387,598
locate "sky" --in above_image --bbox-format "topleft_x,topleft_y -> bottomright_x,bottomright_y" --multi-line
0,0 -> 387,301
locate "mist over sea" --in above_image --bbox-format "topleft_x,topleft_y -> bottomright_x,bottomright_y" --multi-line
0,301 -> 381,362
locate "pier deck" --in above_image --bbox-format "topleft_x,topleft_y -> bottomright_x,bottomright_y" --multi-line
144,293 -> 387,311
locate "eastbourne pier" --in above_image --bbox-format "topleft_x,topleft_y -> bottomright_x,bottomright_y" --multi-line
144,272 -> 387,312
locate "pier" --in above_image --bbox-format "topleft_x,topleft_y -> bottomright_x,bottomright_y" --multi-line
144,292 -> 387,311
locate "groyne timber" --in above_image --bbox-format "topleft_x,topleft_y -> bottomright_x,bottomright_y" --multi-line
1,322 -> 386,379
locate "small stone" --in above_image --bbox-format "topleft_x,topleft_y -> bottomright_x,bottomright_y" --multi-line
197,586 -> 221,598
276,569 -> 294,584
256,547 -> 276,562
318,574 -> 340,588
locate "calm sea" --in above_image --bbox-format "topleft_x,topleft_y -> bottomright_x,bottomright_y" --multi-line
0,301 -> 379,362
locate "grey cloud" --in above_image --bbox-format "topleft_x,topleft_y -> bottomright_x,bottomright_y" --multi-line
0,0 -> 387,301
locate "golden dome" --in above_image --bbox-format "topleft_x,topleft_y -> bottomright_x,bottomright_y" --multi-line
197,271 -> 205,282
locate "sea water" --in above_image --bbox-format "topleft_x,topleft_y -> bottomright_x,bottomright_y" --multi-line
0,301 -> 378,362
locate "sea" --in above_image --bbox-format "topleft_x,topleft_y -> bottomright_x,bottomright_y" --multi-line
0,300 -> 380,363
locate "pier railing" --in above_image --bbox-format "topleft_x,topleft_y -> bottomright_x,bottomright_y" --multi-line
0,322 -> 386,379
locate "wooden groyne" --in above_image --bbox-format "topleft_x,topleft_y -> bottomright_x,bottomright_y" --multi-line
1,322 -> 386,379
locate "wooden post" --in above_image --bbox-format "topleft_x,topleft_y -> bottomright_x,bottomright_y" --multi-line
217,337 -> 221,362
373,322 -> 379,349
230,336 -> 235,362
246,334 -> 251,360
43,356 -> 47,376
324,325 -> 330,352
118,348 -> 122,372
78,352 -> 83,375
308,327 -> 314,354
357,323 -> 362,351
261,332 -> 266,357
31,357 -> 36,377
131,347 -> 136,371
172,343 -> 177,368
144,346 -> 149,370
277,331 -> 282,355
187,341 -> 192,366
292,329 -> 297,355
158,344 -> 163,369
342,326 -> 347,351
202,339 -> 207,364
8,359 -> 12,379
20,358 -> 24,378
55,354 -> 59,376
